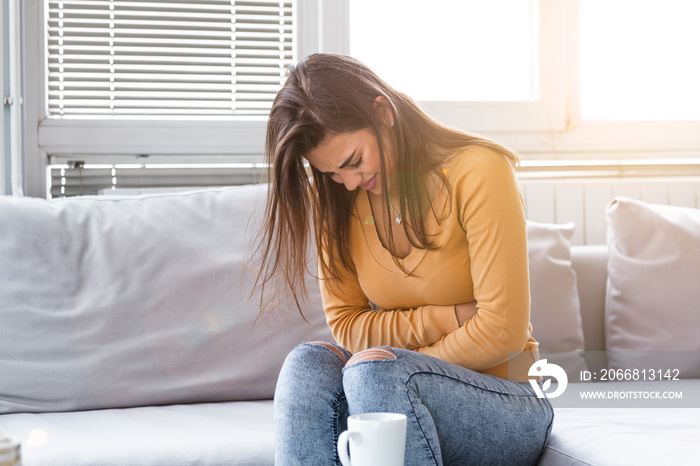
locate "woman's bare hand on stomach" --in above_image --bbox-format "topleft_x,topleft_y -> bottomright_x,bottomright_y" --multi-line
455,301 -> 478,326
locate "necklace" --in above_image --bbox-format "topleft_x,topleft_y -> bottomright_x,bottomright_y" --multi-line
390,199 -> 407,225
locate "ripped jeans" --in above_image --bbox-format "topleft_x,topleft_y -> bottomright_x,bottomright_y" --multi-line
273,342 -> 553,466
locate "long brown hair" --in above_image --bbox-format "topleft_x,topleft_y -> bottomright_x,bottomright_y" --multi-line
254,53 -> 519,318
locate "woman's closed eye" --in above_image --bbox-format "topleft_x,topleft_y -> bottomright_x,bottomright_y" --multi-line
322,156 -> 362,177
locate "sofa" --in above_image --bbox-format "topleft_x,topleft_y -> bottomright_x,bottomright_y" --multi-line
1,183 -> 698,465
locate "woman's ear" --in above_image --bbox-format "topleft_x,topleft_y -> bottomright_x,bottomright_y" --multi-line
373,96 -> 395,127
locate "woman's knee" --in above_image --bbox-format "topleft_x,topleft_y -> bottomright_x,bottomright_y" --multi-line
342,347 -> 402,391
284,341 -> 352,369
344,346 -> 398,367
276,342 -> 350,399
306,341 -> 352,362
342,347 -> 411,414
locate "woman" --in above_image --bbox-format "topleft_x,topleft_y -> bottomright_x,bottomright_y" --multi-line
256,53 -> 553,465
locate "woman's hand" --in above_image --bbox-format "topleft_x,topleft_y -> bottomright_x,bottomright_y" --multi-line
455,301 -> 478,326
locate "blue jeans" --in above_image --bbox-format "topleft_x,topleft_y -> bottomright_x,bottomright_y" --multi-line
274,342 -> 553,466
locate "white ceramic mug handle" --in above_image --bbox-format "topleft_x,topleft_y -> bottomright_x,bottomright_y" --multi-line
337,430 -> 358,466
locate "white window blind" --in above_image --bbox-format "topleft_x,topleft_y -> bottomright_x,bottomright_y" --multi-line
47,0 -> 294,117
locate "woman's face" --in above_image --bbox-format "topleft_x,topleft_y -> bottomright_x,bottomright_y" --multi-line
306,129 -> 390,196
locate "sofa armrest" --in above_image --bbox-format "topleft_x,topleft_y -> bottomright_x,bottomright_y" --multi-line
570,245 -> 608,372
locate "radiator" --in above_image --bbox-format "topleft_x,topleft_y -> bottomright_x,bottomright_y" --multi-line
520,178 -> 700,245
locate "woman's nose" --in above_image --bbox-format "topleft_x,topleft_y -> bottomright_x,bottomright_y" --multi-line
339,170 -> 362,191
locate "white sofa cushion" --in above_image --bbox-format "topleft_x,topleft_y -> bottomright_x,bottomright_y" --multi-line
541,402 -> 700,465
605,197 -> 700,377
0,185 -> 333,414
0,400 -> 275,466
526,221 -> 588,378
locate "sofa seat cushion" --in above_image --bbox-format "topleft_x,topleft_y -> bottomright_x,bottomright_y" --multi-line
540,380 -> 700,465
0,400 -> 274,466
542,407 -> 700,465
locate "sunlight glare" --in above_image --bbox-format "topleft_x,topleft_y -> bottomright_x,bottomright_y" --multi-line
349,0 -> 537,102
580,0 -> 700,120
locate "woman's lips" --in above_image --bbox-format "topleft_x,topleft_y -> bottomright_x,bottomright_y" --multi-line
360,175 -> 377,191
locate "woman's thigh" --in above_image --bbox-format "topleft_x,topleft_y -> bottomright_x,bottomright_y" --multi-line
342,348 -> 553,466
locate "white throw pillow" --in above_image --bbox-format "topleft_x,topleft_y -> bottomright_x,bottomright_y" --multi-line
526,221 -> 588,379
605,197 -> 700,378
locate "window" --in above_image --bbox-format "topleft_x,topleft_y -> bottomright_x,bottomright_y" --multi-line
350,0 -> 537,102
18,0 -> 700,197
338,0 -> 699,163
36,0 -> 295,197
348,0 -> 566,133
579,0 -> 700,120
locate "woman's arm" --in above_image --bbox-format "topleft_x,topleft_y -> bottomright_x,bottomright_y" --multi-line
415,149 -> 531,370
319,258 -> 462,352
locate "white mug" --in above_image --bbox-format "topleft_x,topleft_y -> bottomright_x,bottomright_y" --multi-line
337,413 -> 407,466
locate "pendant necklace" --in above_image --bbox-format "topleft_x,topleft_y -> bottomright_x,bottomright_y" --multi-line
390,199 -> 407,225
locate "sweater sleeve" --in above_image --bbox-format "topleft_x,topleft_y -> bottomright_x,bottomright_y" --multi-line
319,248 -> 460,353
415,149 -> 531,370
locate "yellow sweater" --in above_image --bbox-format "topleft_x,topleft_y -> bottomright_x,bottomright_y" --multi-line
319,147 -> 539,382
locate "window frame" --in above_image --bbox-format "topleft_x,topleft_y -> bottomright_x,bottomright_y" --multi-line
1,0 -> 6,195
3,0 -> 24,196
20,0 -> 700,198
